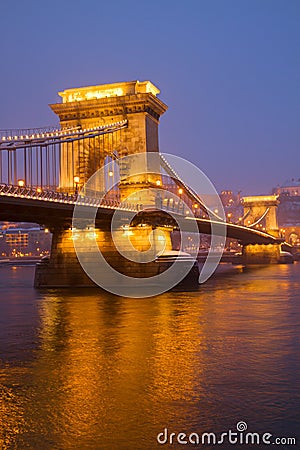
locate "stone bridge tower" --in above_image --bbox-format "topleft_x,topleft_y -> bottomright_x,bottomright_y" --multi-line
241,195 -> 279,237
50,80 -> 168,196
241,195 -> 281,264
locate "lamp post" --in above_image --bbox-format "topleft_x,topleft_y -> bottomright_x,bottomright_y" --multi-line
193,203 -> 199,217
18,179 -> 25,188
178,188 -> 183,213
74,176 -> 80,195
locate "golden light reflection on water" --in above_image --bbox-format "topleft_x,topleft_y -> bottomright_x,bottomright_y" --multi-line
0,263 -> 299,449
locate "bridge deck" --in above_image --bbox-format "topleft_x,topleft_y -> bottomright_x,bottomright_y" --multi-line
0,189 -> 284,245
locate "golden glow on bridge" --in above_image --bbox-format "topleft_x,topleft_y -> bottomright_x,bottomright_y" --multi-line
242,195 -> 279,205
58,80 -> 160,103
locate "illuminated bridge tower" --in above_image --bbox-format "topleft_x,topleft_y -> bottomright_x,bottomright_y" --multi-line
241,195 -> 279,237
35,81 -> 173,287
50,80 -> 168,195
241,195 -> 281,264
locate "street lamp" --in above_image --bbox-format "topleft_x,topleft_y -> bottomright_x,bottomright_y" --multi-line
193,203 -> 199,216
18,179 -> 25,187
74,176 -> 80,194
178,188 -> 183,213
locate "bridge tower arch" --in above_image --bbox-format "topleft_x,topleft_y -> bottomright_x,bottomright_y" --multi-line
50,80 -> 168,195
240,195 -> 282,264
241,195 -> 279,237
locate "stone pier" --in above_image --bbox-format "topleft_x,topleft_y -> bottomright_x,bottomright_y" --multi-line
34,225 -> 173,288
242,243 -> 281,265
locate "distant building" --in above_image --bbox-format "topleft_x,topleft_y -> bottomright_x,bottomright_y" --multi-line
274,178 -> 300,196
220,190 -> 235,207
219,190 -> 243,223
219,190 -> 243,251
0,222 -> 52,258
273,179 -> 300,246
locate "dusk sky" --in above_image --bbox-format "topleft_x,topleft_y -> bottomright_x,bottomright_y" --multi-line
0,0 -> 299,194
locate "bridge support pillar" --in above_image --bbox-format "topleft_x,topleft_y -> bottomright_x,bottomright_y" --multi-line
34,225 -> 173,288
35,226 -> 90,287
242,243 -> 281,265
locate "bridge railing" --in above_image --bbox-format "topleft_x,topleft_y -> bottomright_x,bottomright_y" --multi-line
0,181 -> 208,218
0,121 -> 128,189
0,183 -> 140,212
0,126 -> 61,140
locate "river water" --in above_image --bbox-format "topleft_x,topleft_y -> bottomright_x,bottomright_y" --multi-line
0,263 -> 299,449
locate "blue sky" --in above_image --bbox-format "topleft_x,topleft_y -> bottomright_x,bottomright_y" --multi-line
0,0 -> 299,194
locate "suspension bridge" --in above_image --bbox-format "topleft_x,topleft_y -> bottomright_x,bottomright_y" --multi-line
0,80 -> 286,287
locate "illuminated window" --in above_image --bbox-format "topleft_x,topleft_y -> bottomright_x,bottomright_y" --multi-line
5,233 -> 29,247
